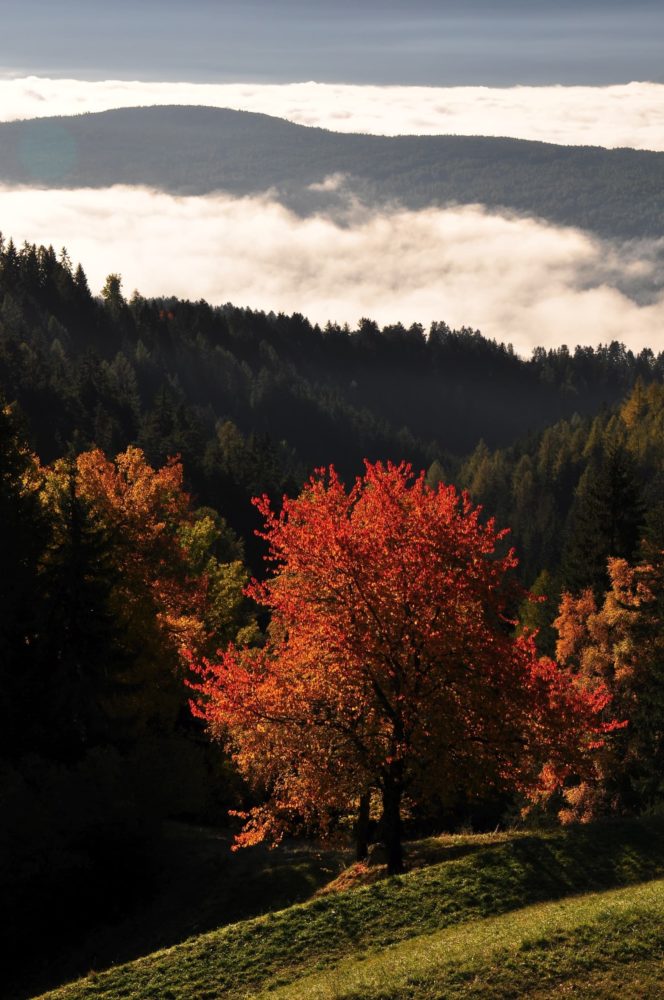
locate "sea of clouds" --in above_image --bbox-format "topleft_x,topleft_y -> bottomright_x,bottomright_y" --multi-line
1,77 -> 663,356
2,77 -> 664,150
2,183 -> 662,357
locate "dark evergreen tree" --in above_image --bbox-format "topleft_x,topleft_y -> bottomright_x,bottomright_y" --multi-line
0,402 -> 48,757
32,461 -> 129,759
73,262 -> 90,298
518,569 -> 560,657
561,444 -> 643,596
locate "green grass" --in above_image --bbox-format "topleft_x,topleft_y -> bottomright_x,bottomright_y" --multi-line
12,823 -> 345,1000
34,819 -> 664,1000
268,880 -> 664,998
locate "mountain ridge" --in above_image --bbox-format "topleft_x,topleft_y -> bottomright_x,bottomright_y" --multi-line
1,105 -> 663,239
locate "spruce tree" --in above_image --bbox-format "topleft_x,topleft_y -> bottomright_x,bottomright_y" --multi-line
35,461 -> 129,758
562,443 -> 643,596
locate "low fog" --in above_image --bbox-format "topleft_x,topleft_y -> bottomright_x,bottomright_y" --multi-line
1,183 -> 663,357
2,77 -> 664,151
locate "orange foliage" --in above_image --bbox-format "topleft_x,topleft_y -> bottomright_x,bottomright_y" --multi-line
68,446 -> 206,656
555,554 -> 662,820
192,461 -> 614,865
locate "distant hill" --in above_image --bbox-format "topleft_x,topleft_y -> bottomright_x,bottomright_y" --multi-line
1,106 -> 664,239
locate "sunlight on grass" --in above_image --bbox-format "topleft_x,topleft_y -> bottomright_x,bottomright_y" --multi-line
34,821 -> 664,1000
267,881 -> 664,999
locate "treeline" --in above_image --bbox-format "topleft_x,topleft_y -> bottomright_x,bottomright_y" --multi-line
1,235 -> 661,561
1,232 -> 662,623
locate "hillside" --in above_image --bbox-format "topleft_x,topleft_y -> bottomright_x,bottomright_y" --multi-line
0,235 -> 661,582
2,106 -> 664,239
2,239 -> 664,1000
32,819 -> 664,1000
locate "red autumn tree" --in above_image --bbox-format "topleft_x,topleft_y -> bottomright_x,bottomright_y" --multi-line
192,461 -> 614,874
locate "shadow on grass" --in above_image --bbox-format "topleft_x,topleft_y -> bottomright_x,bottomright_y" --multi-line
11,818 -> 664,1000
8,822 -> 347,1000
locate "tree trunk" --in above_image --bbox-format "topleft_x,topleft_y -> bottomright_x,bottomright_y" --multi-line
381,781 -> 404,875
355,791 -> 371,862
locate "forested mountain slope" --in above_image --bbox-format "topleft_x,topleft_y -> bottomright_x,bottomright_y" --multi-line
1,237 -> 660,565
460,380 -> 664,588
2,106 -> 664,238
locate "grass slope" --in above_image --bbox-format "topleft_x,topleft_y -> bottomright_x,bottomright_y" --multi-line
9,825 -> 345,1000
34,819 -> 664,1000
271,880 -> 664,999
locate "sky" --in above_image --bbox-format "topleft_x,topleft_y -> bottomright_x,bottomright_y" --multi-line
1,1 -> 663,355
3,0 -> 664,86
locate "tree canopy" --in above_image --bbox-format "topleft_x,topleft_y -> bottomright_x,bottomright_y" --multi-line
555,551 -> 664,820
192,461 -> 615,873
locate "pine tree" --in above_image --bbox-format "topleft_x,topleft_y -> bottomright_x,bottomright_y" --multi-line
35,461 -> 129,758
562,444 -> 643,595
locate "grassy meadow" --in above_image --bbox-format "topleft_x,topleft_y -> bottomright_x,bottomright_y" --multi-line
31,819 -> 664,1000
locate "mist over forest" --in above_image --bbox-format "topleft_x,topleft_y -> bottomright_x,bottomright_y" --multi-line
3,3 -> 664,997
2,106 -> 664,358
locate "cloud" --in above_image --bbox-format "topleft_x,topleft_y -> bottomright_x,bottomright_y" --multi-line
308,173 -> 348,193
1,183 -> 663,357
2,77 -> 664,150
